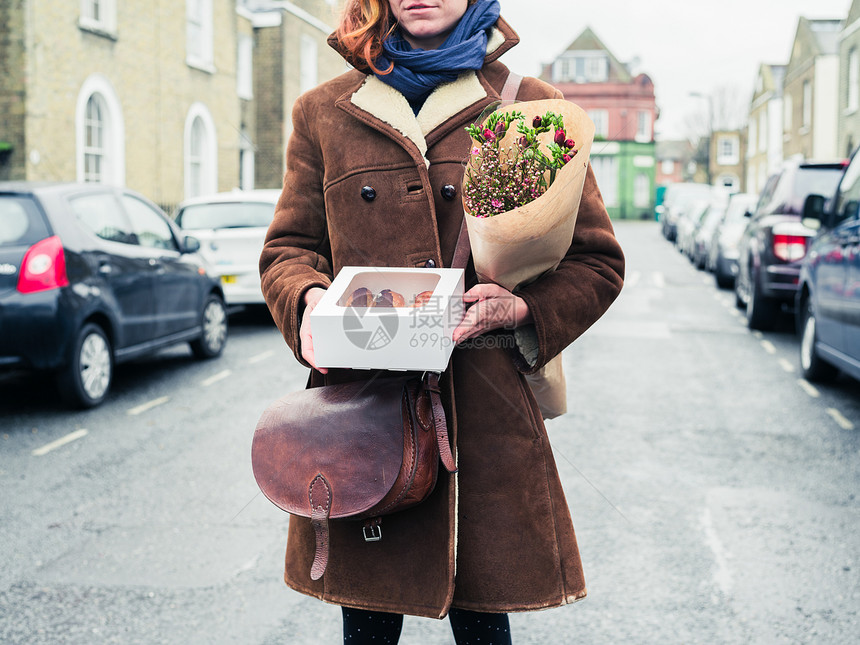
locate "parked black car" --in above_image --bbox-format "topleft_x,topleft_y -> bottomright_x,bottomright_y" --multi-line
0,182 -> 228,408
734,160 -> 846,330
797,153 -> 860,383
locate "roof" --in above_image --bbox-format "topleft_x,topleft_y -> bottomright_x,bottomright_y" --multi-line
554,26 -> 632,83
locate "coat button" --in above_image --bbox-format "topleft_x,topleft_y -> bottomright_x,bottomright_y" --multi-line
424,259 -> 437,268
361,186 -> 376,201
441,184 -> 457,201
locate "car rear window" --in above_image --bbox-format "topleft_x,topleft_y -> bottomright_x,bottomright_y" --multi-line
175,202 -> 275,229
0,196 -> 51,247
789,168 -> 843,214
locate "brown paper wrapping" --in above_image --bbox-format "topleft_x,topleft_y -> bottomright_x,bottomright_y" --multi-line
462,99 -> 595,419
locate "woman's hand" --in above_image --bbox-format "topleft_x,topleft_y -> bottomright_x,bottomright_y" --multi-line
452,283 -> 533,345
300,287 -> 328,374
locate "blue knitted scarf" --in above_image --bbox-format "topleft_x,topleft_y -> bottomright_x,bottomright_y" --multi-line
374,0 -> 501,107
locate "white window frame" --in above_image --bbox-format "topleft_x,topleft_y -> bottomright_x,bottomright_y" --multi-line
588,109 -> 609,139
802,80 -> 812,128
784,93 -> 793,132
186,0 -> 214,72
79,0 -> 116,36
239,127 -> 255,190
716,134 -> 739,165
759,111 -> 768,153
748,118 -> 757,159
635,110 -> 651,142
75,74 -> 125,186
237,34 -> 254,100
848,48 -> 859,113
184,103 -> 218,199
300,34 -> 319,94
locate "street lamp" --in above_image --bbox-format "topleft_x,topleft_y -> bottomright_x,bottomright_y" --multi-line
690,91 -> 713,185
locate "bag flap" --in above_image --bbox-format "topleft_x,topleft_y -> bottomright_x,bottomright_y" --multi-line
251,378 -> 407,519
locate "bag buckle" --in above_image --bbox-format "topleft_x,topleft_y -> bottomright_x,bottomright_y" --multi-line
362,519 -> 382,542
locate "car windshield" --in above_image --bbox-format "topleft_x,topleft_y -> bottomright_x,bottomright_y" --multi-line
176,201 -> 275,229
0,196 -> 50,247
724,197 -> 758,223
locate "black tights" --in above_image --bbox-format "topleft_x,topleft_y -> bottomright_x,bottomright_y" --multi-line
342,606 -> 512,645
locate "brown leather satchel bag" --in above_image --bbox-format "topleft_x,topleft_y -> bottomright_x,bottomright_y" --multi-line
252,372 -> 456,580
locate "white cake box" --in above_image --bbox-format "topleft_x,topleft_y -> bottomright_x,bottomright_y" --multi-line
310,266 -> 465,371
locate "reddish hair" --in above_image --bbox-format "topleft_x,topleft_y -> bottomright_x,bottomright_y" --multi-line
335,0 -> 396,75
336,0 -> 480,74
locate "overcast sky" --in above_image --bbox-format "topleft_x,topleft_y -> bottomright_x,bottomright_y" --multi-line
496,0 -> 853,140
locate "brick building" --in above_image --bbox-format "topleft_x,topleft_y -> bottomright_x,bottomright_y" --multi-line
747,63 -> 786,195
542,27 -> 657,219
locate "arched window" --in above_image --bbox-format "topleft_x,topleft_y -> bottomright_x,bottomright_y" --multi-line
76,74 -> 125,186
184,103 -> 217,198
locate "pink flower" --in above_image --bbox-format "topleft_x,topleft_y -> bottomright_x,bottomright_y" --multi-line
565,139 -> 575,149
562,154 -> 572,163
554,129 -> 566,146
483,128 -> 496,142
471,146 -> 480,156
490,198 -> 503,210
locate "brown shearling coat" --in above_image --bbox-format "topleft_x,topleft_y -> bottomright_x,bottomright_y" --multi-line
259,18 -> 625,619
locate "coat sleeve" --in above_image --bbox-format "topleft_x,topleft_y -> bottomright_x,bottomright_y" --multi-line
259,95 -> 334,367
510,162 -> 625,374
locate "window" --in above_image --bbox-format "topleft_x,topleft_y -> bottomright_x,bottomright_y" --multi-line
80,0 -> 116,35
590,156 -> 618,206
849,48 -> 859,113
83,95 -> 106,183
70,193 -> 135,245
122,195 -> 178,251
237,35 -> 254,100
759,111 -> 767,153
187,0 -> 214,70
588,109 -> 609,139
784,94 -> 793,132
802,80 -> 812,128
835,155 -> 860,224
239,127 -> 255,190
635,111 -> 651,142
634,173 -> 650,208
661,159 -> 675,175
748,118 -> 757,158
184,103 -> 217,199
553,53 -> 608,83
716,135 -> 739,165
300,34 -> 319,94
76,74 -> 125,186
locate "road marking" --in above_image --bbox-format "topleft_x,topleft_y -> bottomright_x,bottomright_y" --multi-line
248,350 -> 275,364
626,271 -> 641,289
652,272 -> 665,288
827,408 -> 855,431
201,369 -> 231,387
778,358 -> 795,373
760,340 -> 777,355
797,379 -> 820,398
752,331 -> 763,340
127,396 -> 170,416
32,429 -> 88,456
701,507 -> 732,595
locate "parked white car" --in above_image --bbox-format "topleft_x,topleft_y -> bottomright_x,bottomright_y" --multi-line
174,189 -> 280,306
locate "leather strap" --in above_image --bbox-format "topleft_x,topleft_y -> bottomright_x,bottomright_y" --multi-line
309,474 -> 332,580
426,373 -> 457,473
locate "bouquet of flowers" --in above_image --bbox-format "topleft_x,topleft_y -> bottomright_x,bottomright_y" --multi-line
462,98 -> 595,418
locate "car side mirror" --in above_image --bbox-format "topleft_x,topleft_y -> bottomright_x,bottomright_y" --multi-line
743,210 -> 752,218
182,235 -> 201,253
801,194 -> 825,231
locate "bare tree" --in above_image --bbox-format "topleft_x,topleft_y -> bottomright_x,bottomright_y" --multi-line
683,83 -> 749,144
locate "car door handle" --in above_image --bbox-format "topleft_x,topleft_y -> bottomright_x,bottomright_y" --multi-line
148,258 -> 159,266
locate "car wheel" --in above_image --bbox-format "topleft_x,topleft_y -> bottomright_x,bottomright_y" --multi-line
190,294 -> 228,359
57,323 -> 114,408
746,268 -> 776,330
799,298 -> 839,382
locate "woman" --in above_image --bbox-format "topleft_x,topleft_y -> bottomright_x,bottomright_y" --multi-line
259,0 -> 625,642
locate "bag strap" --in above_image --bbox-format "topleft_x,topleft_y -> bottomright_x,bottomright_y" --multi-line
450,72 -> 522,271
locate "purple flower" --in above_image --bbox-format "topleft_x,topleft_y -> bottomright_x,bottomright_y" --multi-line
554,129 -> 566,146
532,116 -> 543,128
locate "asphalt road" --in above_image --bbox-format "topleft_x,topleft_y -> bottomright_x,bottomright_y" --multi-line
1,220 -> 858,644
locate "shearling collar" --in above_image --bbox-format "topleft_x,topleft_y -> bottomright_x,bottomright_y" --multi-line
332,20 -> 514,163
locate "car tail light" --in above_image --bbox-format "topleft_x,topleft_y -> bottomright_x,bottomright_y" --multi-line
773,234 -> 808,262
17,235 -> 69,294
